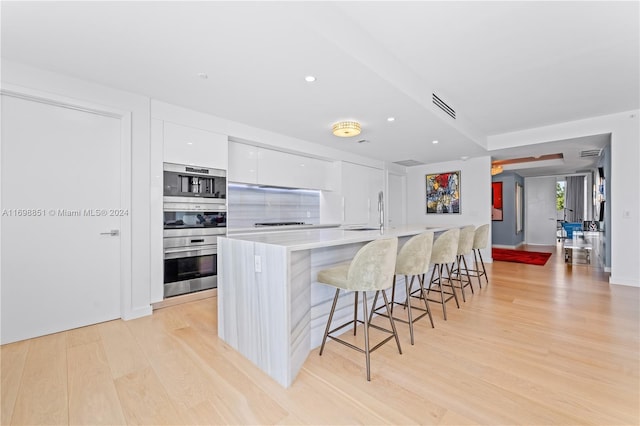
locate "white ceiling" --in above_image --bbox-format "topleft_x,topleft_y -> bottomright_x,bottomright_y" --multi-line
2,1 -> 638,175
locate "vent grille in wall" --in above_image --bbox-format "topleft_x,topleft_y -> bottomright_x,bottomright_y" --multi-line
579,149 -> 602,158
432,93 -> 456,119
393,159 -> 425,167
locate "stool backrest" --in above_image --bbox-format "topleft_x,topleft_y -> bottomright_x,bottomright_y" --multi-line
396,231 -> 434,276
347,237 -> 399,291
457,226 -> 475,255
430,228 -> 460,264
473,224 -> 490,249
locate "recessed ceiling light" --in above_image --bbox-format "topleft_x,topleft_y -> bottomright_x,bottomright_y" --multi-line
197,73 -> 208,79
304,75 -> 316,82
387,117 -> 395,122
432,140 -> 439,144
460,156 -> 469,161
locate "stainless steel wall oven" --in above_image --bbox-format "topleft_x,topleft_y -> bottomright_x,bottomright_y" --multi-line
163,163 -> 226,298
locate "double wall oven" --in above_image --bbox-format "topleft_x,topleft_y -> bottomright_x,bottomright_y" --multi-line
163,163 -> 226,298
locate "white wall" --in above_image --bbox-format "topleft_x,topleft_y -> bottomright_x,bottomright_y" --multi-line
488,111 -> 640,287
406,156 -> 493,260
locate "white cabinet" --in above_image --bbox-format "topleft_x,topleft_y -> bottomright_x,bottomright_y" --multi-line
228,142 -> 259,184
163,121 -> 228,170
341,162 -> 383,226
227,142 -> 337,190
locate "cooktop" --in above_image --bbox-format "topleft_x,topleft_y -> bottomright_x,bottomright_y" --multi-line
254,221 -> 307,227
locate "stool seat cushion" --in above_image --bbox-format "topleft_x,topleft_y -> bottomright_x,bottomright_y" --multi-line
457,226 -> 475,255
473,224 -> 490,249
431,228 -> 460,264
317,262 -> 351,289
395,231 -> 434,276
317,237 -> 398,292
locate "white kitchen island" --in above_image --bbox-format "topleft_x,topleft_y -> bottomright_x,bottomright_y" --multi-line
217,225 -> 455,387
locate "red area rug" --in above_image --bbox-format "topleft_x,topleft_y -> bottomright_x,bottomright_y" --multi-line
492,248 -> 552,266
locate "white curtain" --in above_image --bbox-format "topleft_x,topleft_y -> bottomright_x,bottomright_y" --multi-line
565,176 -> 584,223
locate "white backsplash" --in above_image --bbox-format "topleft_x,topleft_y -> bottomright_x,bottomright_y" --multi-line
227,184 -> 320,228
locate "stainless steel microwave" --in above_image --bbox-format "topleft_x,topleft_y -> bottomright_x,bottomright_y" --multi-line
163,162 -> 226,200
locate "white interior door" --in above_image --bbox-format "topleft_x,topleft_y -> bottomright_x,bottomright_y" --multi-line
388,173 -> 406,227
1,93 -> 123,343
525,176 -> 558,245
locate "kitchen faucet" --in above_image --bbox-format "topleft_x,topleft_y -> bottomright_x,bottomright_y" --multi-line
378,190 -> 384,233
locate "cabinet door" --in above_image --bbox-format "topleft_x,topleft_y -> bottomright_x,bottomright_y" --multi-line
258,148 -> 301,188
163,122 -> 228,169
228,142 -> 258,184
342,162 -> 383,225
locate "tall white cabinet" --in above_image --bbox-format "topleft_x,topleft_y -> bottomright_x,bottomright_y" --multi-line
341,162 -> 384,226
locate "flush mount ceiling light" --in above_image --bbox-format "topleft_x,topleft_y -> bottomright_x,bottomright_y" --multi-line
387,117 -> 395,122
332,121 -> 361,137
491,165 -> 503,176
304,75 -> 316,82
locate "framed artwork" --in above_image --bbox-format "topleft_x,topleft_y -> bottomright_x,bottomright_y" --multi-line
426,171 -> 460,214
492,181 -> 503,221
516,182 -> 524,233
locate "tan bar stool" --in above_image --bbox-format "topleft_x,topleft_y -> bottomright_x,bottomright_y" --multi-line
424,228 -> 460,320
370,231 -> 435,345
469,224 -> 490,288
318,237 -> 401,381
450,225 -> 475,302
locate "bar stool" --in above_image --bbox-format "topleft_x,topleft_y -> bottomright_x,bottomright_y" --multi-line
422,228 -> 460,320
317,237 -> 401,381
370,231 -> 435,345
450,225 -> 475,302
469,224 -> 490,288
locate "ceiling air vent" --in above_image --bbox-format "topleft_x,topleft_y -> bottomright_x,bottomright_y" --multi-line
579,149 -> 602,158
394,159 -> 425,167
432,93 -> 456,119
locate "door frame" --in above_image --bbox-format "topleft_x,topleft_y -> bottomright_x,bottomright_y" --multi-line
1,83 -> 132,321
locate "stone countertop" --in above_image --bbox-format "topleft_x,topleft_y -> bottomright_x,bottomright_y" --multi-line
219,224 -> 457,251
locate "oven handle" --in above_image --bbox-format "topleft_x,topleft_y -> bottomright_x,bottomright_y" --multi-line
164,245 -> 217,259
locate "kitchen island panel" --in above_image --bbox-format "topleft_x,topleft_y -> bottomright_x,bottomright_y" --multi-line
289,249 -> 311,383
217,239 -> 289,386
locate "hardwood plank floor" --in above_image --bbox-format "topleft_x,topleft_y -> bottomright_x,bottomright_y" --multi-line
1,243 -> 638,425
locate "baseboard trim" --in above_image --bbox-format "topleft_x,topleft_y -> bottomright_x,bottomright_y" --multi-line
122,305 -> 152,321
609,276 -> 639,287
152,288 -> 217,310
492,243 -> 525,249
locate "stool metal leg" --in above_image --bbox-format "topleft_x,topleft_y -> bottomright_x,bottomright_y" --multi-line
445,263 -> 460,308
319,288 -> 340,356
478,249 -> 488,285
462,255 -> 474,294
418,274 -> 434,328
456,257 -> 466,302
404,275 -> 415,345
353,292 -> 359,336
381,290 -> 402,355
472,249 -> 483,289
362,291 -> 371,381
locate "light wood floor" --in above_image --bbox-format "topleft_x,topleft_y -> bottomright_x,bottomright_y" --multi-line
2,244 -> 638,425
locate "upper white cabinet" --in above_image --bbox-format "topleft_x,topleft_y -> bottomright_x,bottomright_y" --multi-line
163,121 -> 228,170
342,162 -> 384,226
228,142 -> 259,184
228,142 -> 337,191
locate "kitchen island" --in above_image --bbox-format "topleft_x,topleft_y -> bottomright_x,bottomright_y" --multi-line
217,225 -> 456,387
